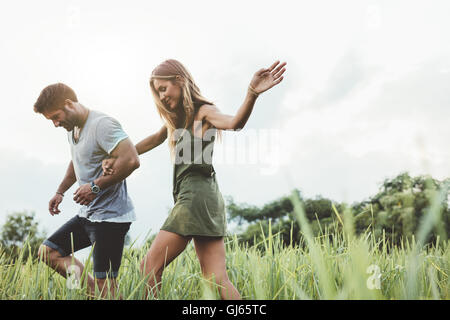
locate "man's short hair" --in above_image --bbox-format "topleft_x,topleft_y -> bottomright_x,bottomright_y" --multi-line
33,83 -> 78,114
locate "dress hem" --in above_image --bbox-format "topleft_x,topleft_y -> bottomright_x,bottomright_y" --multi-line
160,226 -> 227,238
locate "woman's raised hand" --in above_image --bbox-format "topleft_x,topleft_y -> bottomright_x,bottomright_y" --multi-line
249,60 -> 286,95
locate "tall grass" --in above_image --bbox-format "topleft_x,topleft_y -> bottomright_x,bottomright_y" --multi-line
0,188 -> 448,300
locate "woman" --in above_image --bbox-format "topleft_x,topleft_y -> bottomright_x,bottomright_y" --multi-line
103,59 -> 286,299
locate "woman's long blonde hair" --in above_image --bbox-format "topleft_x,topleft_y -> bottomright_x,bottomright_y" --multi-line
149,59 -> 219,153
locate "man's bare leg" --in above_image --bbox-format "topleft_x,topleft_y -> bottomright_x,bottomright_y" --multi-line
38,244 -> 96,297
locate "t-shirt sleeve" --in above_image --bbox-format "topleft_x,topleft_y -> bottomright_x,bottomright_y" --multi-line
95,116 -> 129,154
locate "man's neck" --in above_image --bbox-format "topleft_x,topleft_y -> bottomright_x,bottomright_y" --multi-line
76,104 -> 90,129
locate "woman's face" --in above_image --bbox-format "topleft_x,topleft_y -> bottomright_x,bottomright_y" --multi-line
153,78 -> 182,110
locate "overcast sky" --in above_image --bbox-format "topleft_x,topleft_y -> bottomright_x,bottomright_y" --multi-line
1,0 -> 449,252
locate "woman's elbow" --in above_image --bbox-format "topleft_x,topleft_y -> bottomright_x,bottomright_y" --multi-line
230,121 -> 244,131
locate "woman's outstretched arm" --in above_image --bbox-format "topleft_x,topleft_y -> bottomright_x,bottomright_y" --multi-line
201,60 -> 286,131
135,124 -> 167,155
102,125 -> 167,175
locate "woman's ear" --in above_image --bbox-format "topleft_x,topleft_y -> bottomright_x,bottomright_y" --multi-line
175,75 -> 185,85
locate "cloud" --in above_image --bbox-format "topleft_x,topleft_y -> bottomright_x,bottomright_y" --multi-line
311,50 -> 373,108
277,56 -> 450,204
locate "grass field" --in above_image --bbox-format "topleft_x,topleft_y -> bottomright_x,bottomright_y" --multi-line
0,191 -> 448,300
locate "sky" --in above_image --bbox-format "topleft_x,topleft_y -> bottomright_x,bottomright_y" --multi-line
0,0 -> 449,255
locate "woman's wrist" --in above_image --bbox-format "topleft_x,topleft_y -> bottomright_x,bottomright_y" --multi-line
248,85 -> 260,98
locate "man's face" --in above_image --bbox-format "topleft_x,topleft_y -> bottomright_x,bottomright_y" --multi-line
42,104 -> 76,131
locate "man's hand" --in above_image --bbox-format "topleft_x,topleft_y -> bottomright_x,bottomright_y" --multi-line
49,193 -> 64,216
73,183 -> 97,206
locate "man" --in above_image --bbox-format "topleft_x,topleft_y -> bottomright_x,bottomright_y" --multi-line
34,83 -> 140,298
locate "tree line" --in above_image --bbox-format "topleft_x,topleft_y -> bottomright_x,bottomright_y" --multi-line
226,172 -> 449,248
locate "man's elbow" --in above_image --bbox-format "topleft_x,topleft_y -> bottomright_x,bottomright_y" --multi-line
130,156 -> 140,170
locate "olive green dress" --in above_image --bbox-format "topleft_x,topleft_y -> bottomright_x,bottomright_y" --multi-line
160,125 -> 227,237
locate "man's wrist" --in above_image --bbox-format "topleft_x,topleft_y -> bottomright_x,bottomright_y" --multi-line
56,191 -> 64,197
90,181 -> 101,194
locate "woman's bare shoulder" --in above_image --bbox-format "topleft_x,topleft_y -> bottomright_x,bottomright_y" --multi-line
197,104 -> 219,118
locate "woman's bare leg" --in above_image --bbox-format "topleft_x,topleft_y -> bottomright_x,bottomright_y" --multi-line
140,230 -> 191,299
193,236 -> 241,300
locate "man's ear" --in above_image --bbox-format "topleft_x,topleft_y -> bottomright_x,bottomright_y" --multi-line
64,99 -> 75,110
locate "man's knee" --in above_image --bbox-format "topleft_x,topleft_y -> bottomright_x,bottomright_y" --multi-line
37,244 -> 60,262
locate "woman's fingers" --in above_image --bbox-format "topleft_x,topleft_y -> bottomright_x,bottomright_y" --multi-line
275,76 -> 284,85
271,62 -> 287,77
273,66 -> 286,80
256,61 -> 286,77
268,60 -> 280,72
102,159 -> 115,175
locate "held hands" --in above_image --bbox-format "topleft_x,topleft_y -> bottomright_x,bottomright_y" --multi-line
249,60 -> 287,96
71,156 -> 118,206
73,184 -> 97,206
102,158 -> 116,176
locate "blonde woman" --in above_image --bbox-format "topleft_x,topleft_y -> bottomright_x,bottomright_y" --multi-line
103,59 -> 286,299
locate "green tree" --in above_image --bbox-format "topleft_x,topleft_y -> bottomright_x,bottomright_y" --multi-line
356,172 -> 449,246
226,172 -> 449,248
226,189 -> 341,247
0,211 -> 47,261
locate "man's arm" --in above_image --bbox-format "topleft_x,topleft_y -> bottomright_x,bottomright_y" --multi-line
94,137 -> 140,190
72,138 -> 140,206
57,161 -> 77,194
49,161 -> 76,215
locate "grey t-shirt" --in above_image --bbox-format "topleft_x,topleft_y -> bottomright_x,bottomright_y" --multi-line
68,110 -> 135,222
